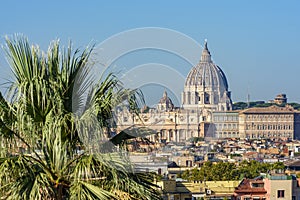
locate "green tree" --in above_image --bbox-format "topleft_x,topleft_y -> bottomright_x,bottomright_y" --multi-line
181,160 -> 285,182
181,161 -> 241,181
181,169 -> 191,181
238,160 -> 261,178
237,160 -> 283,179
0,35 -> 159,199
271,162 -> 285,171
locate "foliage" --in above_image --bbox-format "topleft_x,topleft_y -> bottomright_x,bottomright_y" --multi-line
294,152 -> 300,157
232,101 -> 267,110
288,102 -> 300,110
0,35 -> 160,199
232,102 -> 248,110
188,137 -> 204,143
230,153 -> 242,158
181,160 -> 286,181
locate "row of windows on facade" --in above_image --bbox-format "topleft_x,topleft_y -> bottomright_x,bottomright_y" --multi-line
198,94 -> 210,103
245,133 -> 292,138
155,132 -> 197,139
215,123 -> 238,130
184,92 -> 210,103
155,130 -> 294,139
122,114 -> 294,122
140,116 -> 233,123
214,114 -> 294,122
245,114 -> 294,120
122,118 -> 293,132
161,130 -> 247,138
246,124 -> 293,130
123,117 -> 205,123
213,116 -> 239,122
215,132 -> 239,137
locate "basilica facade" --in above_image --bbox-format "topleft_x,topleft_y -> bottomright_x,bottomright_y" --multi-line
116,41 -> 235,142
116,42 -> 300,142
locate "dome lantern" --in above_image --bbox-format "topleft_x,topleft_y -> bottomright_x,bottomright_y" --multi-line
200,40 -> 212,63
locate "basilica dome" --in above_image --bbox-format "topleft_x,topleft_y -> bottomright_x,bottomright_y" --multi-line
181,41 -> 232,112
185,41 -> 228,93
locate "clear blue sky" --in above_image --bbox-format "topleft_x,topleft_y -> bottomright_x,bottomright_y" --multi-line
1,0 -> 300,105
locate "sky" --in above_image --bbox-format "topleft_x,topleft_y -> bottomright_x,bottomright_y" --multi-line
0,0 -> 300,106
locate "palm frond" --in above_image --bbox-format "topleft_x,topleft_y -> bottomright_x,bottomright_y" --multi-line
0,35 -> 160,199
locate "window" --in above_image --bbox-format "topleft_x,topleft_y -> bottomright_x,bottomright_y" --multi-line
277,190 -> 285,198
205,95 -> 209,102
252,183 -> 264,188
204,93 -> 210,104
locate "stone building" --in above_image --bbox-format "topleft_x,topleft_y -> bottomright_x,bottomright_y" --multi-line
116,41 -> 300,142
234,173 -> 300,200
116,41 -> 234,142
268,94 -> 288,105
159,179 -> 240,200
274,94 -> 288,105
234,178 -> 267,199
239,105 -> 300,140
212,111 -> 240,139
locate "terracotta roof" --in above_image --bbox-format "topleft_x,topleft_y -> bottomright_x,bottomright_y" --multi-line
235,179 -> 267,194
285,160 -> 300,167
244,152 -> 258,156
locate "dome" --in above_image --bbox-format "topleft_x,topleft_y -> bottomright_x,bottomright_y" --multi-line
182,41 -> 232,112
158,91 -> 174,111
185,41 -> 228,93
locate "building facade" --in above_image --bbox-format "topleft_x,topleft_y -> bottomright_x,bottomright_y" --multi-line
212,111 -> 240,139
234,174 -> 300,200
159,179 -> 240,200
239,106 -> 300,140
116,41 -> 235,142
116,42 -> 300,142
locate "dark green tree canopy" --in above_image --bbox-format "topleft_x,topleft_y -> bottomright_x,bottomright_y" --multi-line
181,160 -> 285,181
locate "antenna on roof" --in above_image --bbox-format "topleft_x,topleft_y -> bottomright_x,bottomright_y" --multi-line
247,85 -> 250,108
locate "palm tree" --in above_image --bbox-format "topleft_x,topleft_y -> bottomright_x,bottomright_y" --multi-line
0,35 -> 160,199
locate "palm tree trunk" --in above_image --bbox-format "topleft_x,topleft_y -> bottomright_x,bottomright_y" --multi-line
57,185 -> 63,200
